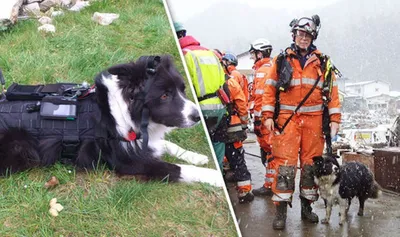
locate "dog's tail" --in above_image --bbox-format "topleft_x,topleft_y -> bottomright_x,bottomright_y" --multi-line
369,180 -> 382,199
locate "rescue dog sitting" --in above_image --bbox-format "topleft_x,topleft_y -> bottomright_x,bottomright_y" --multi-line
313,156 -> 381,225
0,55 -> 223,187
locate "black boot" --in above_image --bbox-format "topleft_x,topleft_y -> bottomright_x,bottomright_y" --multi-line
238,191 -> 254,204
224,170 -> 236,183
252,185 -> 273,196
273,202 -> 287,230
300,197 -> 319,223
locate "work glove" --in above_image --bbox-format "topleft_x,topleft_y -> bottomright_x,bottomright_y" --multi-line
253,120 -> 262,137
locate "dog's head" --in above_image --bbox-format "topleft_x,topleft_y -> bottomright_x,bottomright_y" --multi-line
312,155 -> 340,178
95,55 -> 200,140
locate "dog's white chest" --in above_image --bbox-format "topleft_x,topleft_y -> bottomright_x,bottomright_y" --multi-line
316,175 -> 340,203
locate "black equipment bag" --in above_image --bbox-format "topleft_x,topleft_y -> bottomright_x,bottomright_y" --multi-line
0,83 -> 99,160
5,83 -> 77,101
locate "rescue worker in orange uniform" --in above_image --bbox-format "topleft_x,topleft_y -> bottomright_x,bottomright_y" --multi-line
222,53 -> 249,104
221,53 -> 254,204
248,38 -> 275,196
262,15 -> 341,229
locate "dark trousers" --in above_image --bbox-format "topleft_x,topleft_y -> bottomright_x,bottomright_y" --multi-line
225,143 -> 251,182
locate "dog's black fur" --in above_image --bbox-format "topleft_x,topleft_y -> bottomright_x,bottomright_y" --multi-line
0,55 -> 206,183
313,156 -> 381,225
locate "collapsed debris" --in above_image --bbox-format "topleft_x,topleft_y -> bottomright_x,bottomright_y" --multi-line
0,0 -> 93,31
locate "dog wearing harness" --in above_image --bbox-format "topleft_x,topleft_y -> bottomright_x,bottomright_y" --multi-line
0,55 -> 223,187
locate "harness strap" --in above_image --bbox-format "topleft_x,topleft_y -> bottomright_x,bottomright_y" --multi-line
198,92 -> 218,102
140,108 -> 150,150
138,56 -> 160,151
277,75 -> 321,133
62,123 -> 80,160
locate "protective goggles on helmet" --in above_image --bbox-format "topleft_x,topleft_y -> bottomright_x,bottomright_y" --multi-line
297,18 -> 316,31
291,17 -> 318,38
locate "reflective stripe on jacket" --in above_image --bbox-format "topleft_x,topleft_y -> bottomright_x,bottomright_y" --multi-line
262,48 -> 341,123
251,58 -> 272,119
183,48 -> 226,113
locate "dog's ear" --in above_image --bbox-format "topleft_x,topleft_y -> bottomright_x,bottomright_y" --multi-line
327,155 -> 341,168
107,62 -> 136,76
159,55 -> 173,68
312,156 -> 324,165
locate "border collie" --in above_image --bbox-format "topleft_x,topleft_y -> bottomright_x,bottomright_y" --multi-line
313,156 -> 381,225
0,55 -> 223,187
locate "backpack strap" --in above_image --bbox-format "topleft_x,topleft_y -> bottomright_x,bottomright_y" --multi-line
198,92 -> 218,102
273,50 -> 291,128
320,54 -> 331,104
320,54 -> 341,106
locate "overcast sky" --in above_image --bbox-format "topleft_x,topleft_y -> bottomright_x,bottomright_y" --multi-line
165,0 -> 400,89
166,0 -> 341,22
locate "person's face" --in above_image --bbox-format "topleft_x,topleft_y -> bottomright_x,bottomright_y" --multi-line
250,51 -> 256,61
250,51 -> 262,63
294,30 -> 312,50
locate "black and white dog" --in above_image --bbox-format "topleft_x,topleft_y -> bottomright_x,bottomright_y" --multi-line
0,55 -> 223,187
313,156 -> 381,225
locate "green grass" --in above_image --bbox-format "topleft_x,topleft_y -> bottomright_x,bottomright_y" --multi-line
0,165 -> 233,236
0,0 -> 237,236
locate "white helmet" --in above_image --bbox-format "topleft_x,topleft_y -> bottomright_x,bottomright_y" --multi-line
249,38 -> 272,53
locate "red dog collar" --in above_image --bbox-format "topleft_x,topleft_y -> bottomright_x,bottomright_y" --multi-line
126,130 -> 137,141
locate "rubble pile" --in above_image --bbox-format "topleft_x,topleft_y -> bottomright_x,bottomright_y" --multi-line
341,111 -> 393,130
0,0 -> 93,32
335,110 -> 399,154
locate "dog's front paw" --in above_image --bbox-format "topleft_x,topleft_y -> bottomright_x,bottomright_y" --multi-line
189,153 -> 209,165
178,164 -> 223,187
176,151 -> 209,165
203,169 -> 224,187
321,218 -> 329,224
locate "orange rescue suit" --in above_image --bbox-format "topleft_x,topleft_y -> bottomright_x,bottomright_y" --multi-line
261,48 -> 341,202
251,58 -> 273,151
226,76 -> 251,192
227,65 -> 249,105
